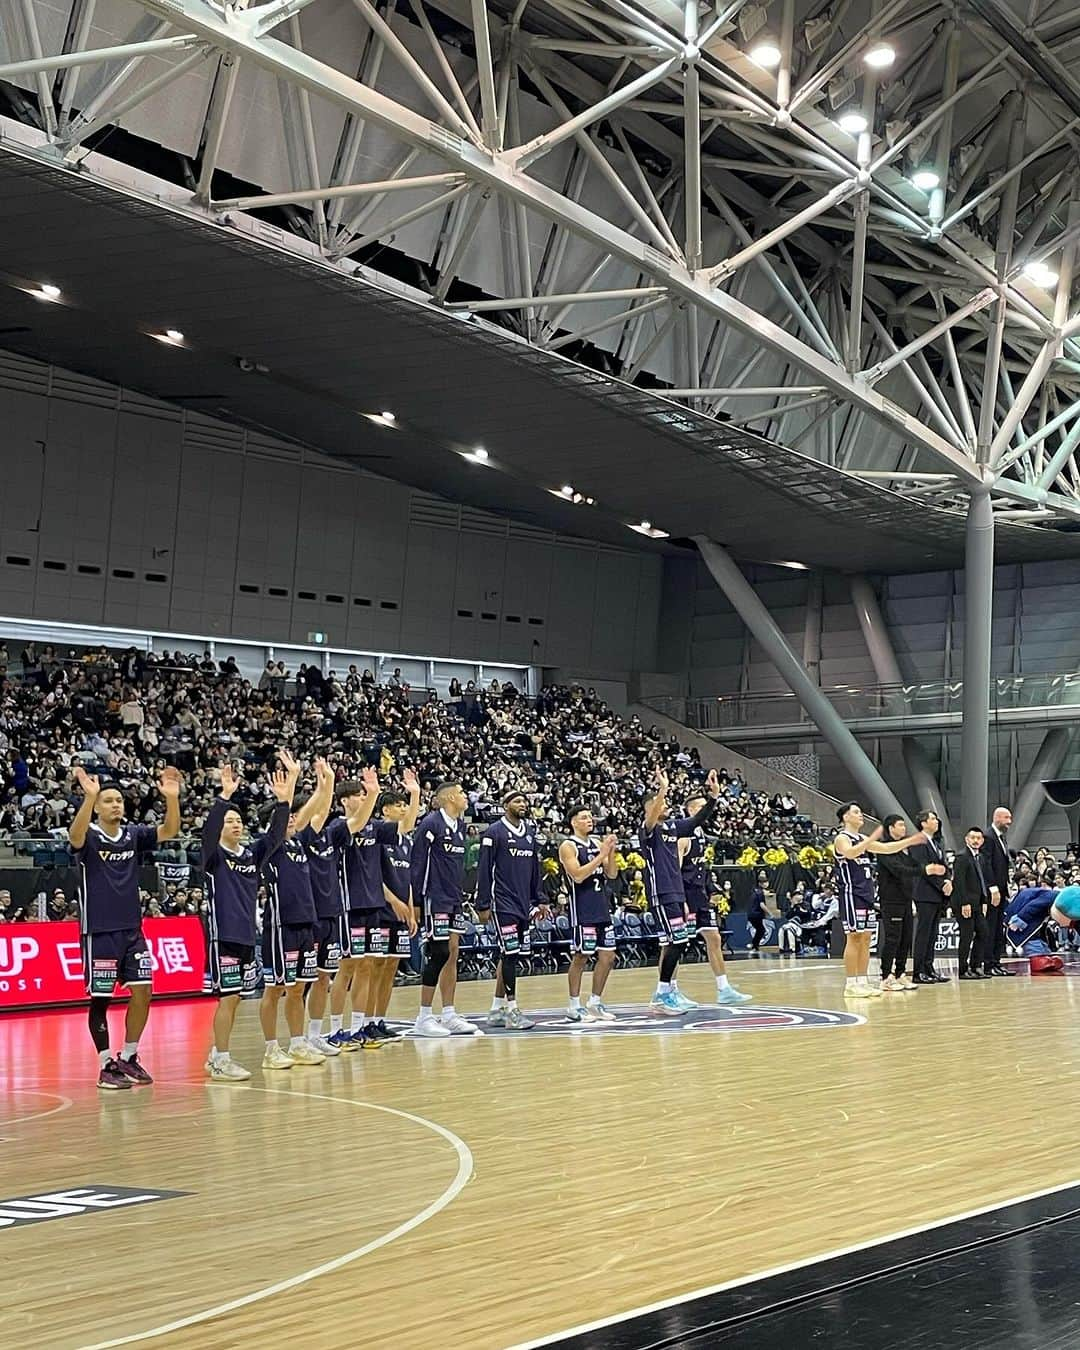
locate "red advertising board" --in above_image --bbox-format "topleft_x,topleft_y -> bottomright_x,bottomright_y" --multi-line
0,918 -> 206,1010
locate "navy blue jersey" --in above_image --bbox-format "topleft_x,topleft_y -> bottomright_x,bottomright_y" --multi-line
76,822 -> 159,934
642,817 -> 697,901
326,816 -> 399,912
477,817 -> 543,923
262,833 -> 317,927
410,809 -> 466,912
562,834 -> 609,926
202,797 -> 288,945
680,830 -> 711,905
299,824 -> 342,921
833,831 -> 876,909
381,831 -> 413,909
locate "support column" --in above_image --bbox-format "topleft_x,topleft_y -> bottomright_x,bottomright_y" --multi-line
693,536 -> 905,819
799,571 -> 823,758
1009,728 -> 1076,850
850,575 -> 955,843
960,489 -> 995,827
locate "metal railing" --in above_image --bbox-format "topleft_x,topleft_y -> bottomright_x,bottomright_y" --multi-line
645,671 -> 1080,734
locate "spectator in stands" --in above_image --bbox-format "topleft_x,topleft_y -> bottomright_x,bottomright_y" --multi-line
0,888 -> 11,921
747,874 -> 769,953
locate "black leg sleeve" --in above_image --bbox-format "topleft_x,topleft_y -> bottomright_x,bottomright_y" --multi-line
421,939 -> 451,987
501,953 -> 518,999
659,944 -> 682,982
88,996 -> 111,1053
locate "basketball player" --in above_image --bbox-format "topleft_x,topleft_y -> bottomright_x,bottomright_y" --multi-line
677,789 -> 752,1005
833,802 -> 925,998
258,753 -> 332,1069
411,781 -> 481,1036
353,781 -> 421,1044
479,789 -> 546,1031
642,767 -> 722,1015
298,757 -> 345,1056
69,764 -> 182,1089
201,754 -> 298,1080
558,806 -> 619,1023
323,767 -> 382,1051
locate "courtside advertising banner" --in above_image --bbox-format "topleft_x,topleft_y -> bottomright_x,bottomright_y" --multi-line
0,918 -> 206,1009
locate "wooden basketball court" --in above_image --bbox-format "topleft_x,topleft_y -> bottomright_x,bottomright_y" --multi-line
5,960 -> 1075,1349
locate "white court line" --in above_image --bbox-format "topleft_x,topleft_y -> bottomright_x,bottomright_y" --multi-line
0,1090 -> 74,1128
81,1089 -> 474,1349
504,1175 -> 1080,1350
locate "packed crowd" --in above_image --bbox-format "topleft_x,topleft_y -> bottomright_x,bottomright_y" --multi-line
0,640 -> 828,880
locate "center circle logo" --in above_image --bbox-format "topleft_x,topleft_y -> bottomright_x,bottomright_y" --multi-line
396,1005 -> 866,1038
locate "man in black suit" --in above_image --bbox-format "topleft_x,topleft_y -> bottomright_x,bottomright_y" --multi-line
952,826 -> 991,979
909,810 -> 951,984
876,814 -> 921,989
980,805 -> 1015,976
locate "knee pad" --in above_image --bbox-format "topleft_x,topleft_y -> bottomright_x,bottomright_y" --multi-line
422,939 -> 450,985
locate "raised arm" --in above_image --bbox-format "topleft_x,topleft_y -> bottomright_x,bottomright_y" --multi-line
306,757 -> 335,834
643,768 -> 668,833
68,766 -> 99,851
400,766 -> 421,835
281,751 -> 321,834
254,753 -> 299,863
601,834 -> 619,880
835,827 -> 926,860
201,762 -> 239,866
155,765 -> 182,843
344,766 -> 380,834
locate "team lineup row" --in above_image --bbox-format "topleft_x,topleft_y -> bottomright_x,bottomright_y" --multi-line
67,755 -> 755,1087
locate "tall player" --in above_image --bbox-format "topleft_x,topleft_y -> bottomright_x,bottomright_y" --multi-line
479,789 -> 546,1031
677,788 -> 752,1005
833,802 -> 925,998
411,781 -> 481,1037
642,767 -> 722,1015
324,768 -> 381,1050
258,752 -> 331,1070
299,758 -> 345,1056
201,755 -> 298,1080
559,806 -> 620,1023
70,764 -> 182,1089
354,781 -> 421,1043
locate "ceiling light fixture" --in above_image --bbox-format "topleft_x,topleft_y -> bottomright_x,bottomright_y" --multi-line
471,446 -> 488,460
37,283 -> 62,300
152,329 -> 185,345
629,520 -> 670,539
381,411 -> 395,424
1023,260 -> 1059,287
911,167 -> 940,191
364,410 -> 399,427
749,40 -> 782,67
560,484 -> 574,497
838,110 -> 868,134
863,42 -> 895,68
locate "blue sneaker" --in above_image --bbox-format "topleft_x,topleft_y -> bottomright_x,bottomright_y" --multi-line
648,991 -> 685,1017
670,989 -> 699,1011
716,985 -> 753,1005
326,1029 -> 359,1053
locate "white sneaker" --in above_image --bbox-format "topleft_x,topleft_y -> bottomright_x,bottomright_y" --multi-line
843,984 -> 876,999
881,976 -> 903,992
441,1012 -> 485,1036
565,1006 -> 597,1023
262,1043 -> 295,1070
204,1055 -> 251,1081
864,983 -> 885,997
412,1016 -> 452,1038
898,975 -> 917,991
288,1041 -> 326,1065
587,1001 -> 616,1021
307,1033 -> 341,1057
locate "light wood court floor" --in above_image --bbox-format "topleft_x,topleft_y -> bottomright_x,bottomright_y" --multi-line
5,959 -> 1079,1349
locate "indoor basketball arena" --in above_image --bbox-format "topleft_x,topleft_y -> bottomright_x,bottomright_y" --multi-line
3,0 -> 1080,1345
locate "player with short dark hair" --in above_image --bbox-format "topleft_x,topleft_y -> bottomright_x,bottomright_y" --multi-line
410,781 -> 480,1036
353,776 -> 421,1043
678,788 -> 751,1006
257,752 -> 332,1070
70,764 -> 183,1090
478,789 -> 546,1031
299,757 -> 346,1056
201,754 -> 298,1080
323,767 -> 382,1050
559,805 -> 620,1022
641,767 -> 722,1015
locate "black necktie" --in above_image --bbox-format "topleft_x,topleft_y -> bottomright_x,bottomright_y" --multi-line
973,851 -> 988,896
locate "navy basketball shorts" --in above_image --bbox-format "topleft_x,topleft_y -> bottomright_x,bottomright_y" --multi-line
423,908 -> 468,941
494,919 -> 532,956
82,929 -> 152,997
205,940 -> 259,997
654,898 -> 694,946
313,914 -> 346,975
691,900 -> 719,932
346,908 -> 374,959
262,922 -> 318,986
571,922 -> 616,955
841,900 -> 874,935
364,918 -> 412,959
